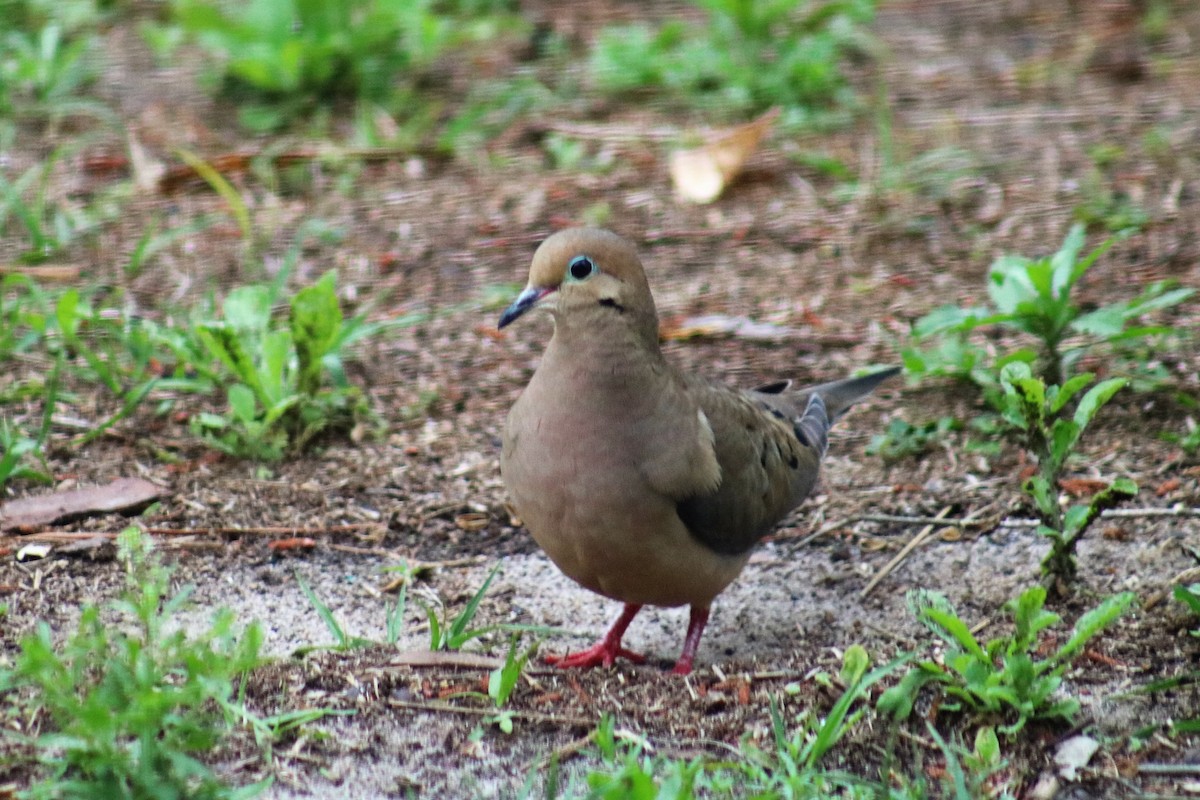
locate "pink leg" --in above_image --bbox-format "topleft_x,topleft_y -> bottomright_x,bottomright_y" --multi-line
670,606 -> 710,675
545,603 -> 647,669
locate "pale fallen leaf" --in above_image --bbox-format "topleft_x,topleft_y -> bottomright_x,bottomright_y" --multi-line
1055,734 -> 1100,781
128,133 -> 166,194
16,543 -> 52,561
0,264 -> 82,281
669,107 -> 780,203
454,512 -> 490,532
387,650 -> 506,670
661,314 -> 797,342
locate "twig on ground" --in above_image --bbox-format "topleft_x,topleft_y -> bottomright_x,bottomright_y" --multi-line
860,506 -> 954,599
1138,763 -> 1200,775
144,523 -> 387,536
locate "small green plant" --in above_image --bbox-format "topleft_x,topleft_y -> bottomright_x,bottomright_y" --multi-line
421,563 -> 502,651
904,224 -> 1193,388
483,635 -> 538,733
926,724 -> 1011,800
294,572 -> 374,653
1174,584 -> 1200,636
455,633 -> 540,734
0,0 -> 112,126
1073,177 -> 1149,235
867,416 -> 960,461
189,270 -> 383,460
0,418 -> 52,491
0,149 -> 110,262
0,527 -> 268,799
879,586 -> 1136,736
532,647 -> 915,799
589,0 -> 876,123
156,0 -> 521,131
1165,421 -> 1200,455
384,580 -> 409,646
998,362 -> 1137,582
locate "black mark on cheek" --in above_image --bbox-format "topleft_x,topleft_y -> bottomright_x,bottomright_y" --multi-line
598,298 -> 626,312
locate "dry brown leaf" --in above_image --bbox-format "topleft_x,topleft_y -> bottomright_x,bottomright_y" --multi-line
0,264 -> 82,282
0,477 -> 164,531
454,512 -> 490,531
669,107 -> 780,203
387,650 -> 506,670
1058,477 -> 1110,497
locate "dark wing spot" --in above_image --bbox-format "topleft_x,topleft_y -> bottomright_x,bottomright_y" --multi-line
787,454 -> 799,469
753,380 -> 792,394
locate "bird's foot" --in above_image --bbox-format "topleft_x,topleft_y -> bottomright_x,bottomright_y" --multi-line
669,657 -> 695,676
545,642 -> 647,669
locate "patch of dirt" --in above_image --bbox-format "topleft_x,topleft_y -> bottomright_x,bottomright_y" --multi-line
3,1 -> 1200,797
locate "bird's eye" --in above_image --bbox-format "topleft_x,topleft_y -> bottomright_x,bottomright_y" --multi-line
567,255 -> 596,281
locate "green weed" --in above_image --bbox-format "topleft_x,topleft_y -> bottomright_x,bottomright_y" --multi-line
421,563 -> 502,651
998,362 -> 1137,582
0,0 -> 111,124
1174,583 -> 1200,636
879,586 -> 1135,736
534,646 -> 918,799
0,354 -> 57,492
0,527 -> 269,799
867,416 -> 960,461
905,224 -> 1192,388
188,270 -> 385,460
154,0 -> 523,132
1073,171 -> 1149,235
589,0 -> 876,124
293,572 -> 375,653
0,148 -> 108,262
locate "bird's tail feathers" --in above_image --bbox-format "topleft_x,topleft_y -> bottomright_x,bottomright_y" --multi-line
805,366 -> 901,419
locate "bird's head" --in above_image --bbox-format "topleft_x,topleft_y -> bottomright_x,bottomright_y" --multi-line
498,228 -> 656,331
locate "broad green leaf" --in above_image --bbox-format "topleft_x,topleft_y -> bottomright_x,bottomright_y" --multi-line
258,329 -> 293,405
1071,306 -> 1126,337
1062,503 -> 1091,537
877,669 -> 936,720
1124,284 -> 1194,317
1067,227 -> 1116,286
1023,475 -> 1059,520
1049,418 -> 1081,472
973,727 -> 1001,767
1050,373 -> 1095,415
1055,591 -> 1136,663
222,285 -> 272,333
912,304 -> 993,337
1174,584 -> 1200,616
840,643 -> 869,685
1074,377 -> 1127,431
198,323 -> 260,388
1049,223 -> 1086,296
261,394 -> 301,427
227,383 -> 258,424
921,607 -> 987,660
291,271 -> 342,396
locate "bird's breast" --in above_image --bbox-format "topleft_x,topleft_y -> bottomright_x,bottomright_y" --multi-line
501,369 -> 744,608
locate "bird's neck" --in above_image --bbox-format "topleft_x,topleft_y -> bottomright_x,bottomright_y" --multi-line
544,307 -> 667,388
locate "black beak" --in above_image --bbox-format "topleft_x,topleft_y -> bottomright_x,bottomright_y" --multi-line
498,286 -> 554,329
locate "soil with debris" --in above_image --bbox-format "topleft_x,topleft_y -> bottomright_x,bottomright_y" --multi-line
3,1 -> 1200,797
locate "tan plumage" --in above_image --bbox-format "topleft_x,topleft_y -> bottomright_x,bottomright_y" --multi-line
499,228 -> 898,674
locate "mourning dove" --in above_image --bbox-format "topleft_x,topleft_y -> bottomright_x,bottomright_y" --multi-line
499,228 -> 898,675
